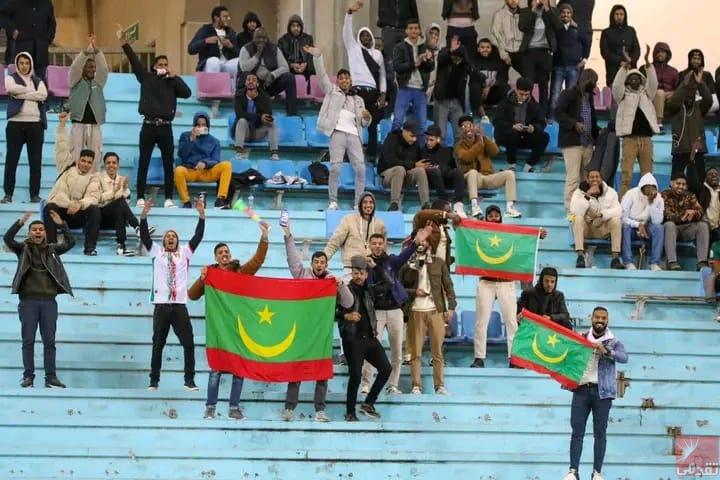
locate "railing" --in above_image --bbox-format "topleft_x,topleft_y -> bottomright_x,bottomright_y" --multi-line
0,47 -> 156,73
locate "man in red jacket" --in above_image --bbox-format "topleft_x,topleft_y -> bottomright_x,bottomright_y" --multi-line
643,42 -> 678,131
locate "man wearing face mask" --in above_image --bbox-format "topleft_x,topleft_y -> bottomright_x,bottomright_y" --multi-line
239,27 -> 298,116
562,306 -> 628,480
517,267 -> 571,329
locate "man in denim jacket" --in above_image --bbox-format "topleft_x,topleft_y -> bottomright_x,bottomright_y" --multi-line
562,306 -> 628,480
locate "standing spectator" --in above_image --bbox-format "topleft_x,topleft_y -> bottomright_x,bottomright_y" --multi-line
455,116 -> 523,217
377,0 -> 419,108
570,169 -> 624,269
688,166 -> 720,244
237,12 -> 261,48
187,6 -> 240,79
305,45 -> 371,211
411,200 -> 460,264
278,15 -> 315,84
68,34 -> 107,171
119,27 -> 191,209
432,36 -> 470,143
620,173 -> 665,270
422,124 -> 467,216
424,23 -> 441,104
391,19 -> 434,146
2,51 -> 46,204
140,200 -> 205,391
0,0 -> 55,81
613,47 -> 660,198
662,173 -> 709,271
555,68 -> 600,211
469,37 -> 509,122
493,77 -> 549,171
188,225 -> 269,420
238,27 -> 298,116
549,3 -> 589,120
490,0 -> 523,75
344,1 -> 386,161
517,267 -> 571,329
641,43 -> 678,130
667,71 -> 712,177
561,306 -> 628,480
677,49 -> 715,98
441,0 -> 478,49
518,0 -> 561,118
233,73 -> 279,160
563,0 -> 594,59
377,121 -> 431,211
599,4 -> 639,87
4,210 -> 73,389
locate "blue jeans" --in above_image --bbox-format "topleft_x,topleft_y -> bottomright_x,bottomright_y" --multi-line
205,370 -> 244,408
621,223 -> 664,266
19,298 -> 58,379
570,384 -> 612,473
550,65 -> 580,117
392,87 -> 427,146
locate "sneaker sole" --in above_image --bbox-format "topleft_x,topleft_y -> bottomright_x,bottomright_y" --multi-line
359,410 -> 380,419
147,386 -> 159,391
184,386 -> 200,391
45,384 -> 65,389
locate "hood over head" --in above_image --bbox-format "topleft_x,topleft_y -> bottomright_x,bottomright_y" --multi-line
687,48 -> 705,69
286,14 -> 304,34
608,4 -> 628,27
625,68 -> 647,87
578,68 -> 599,92
535,266 -> 559,292
653,42 -> 672,62
358,191 -> 376,216
193,111 -> 211,129
638,172 -> 658,190
242,12 -> 262,32
14,51 -> 35,76
357,27 -> 375,50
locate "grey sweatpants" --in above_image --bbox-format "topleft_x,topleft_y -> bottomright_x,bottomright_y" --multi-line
433,98 -> 463,143
329,130 -> 365,206
234,118 -> 279,151
664,221 -> 709,263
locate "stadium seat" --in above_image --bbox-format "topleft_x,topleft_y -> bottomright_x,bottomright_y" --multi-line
230,159 -> 252,173
46,65 -> 70,98
304,115 -> 330,148
297,161 -> 331,191
378,118 -> 393,143
295,75 -> 312,100
461,310 -> 506,345
276,115 -> 306,147
0,65 -> 5,96
226,113 -> 269,148
196,72 -> 233,100
545,122 -> 561,155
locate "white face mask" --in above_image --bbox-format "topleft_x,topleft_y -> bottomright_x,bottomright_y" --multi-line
155,68 -> 167,77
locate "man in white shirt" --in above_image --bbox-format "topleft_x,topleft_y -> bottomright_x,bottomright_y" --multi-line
620,172 -> 664,270
187,6 -> 240,78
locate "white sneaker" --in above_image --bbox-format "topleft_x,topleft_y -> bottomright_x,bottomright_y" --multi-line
136,198 -> 145,209
164,199 -> 177,208
410,386 -> 422,395
471,204 -> 483,219
480,115 -> 490,124
386,385 -> 402,395
650,263 -> 663,271
505,206 -> 522,218
592,471 -> 605,480
522,164 -> 534,173
270,152 -> 280,161
314,410 -> 330,422
453,201 -> 467,218
561,470 -> 579,480
435,386 -> 449,395
281,408 -> 294,421
235,149 -> 250,160
360,384 -> 369,394
327,201 -> 338,211
625,262 -> 637,270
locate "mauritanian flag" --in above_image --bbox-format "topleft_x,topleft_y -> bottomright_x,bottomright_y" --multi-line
455,219 -> 541,281
510,309 -> 595,388
203,267 -> 337,382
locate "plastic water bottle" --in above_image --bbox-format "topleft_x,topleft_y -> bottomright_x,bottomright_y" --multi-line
247,194 -> 254,210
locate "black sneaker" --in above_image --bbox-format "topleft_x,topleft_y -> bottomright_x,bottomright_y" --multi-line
29,196 -> 42,203
387,202 -> 400,211
184,380 -> 199,391
575,254 -> 586,268
84,249 -> 97,256
182,202 -> 192,209
470,358 -> 485,368
228,407 -> 245,420
0,195 -> 11,204
45,377 -> 66,389
359,403 -> 381,419
697,261 -> 710,271
337,354 -> 347,366
668,261 -> 682,271
214,198 -> 229,209
20,377 -> 33,388
610,258 -> 625,270
148,379 -> 159,390
345,412 -> 359,422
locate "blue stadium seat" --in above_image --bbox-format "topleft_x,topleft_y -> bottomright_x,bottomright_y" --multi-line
304,116 -> 330,148
297,161 -> 331,191
230,159 -> 252,173
545,122 -> 561,155
325,210 -> 405,240
378,118 -> 393,143
276,115 -> 306,147
134,157 -> 165,187
461,310 -> 506,345
339,162 -> 356,189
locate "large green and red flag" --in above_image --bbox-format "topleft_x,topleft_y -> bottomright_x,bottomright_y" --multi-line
510,309 -> 595,388
203,267 -> 337,382
455,219 -> 541,281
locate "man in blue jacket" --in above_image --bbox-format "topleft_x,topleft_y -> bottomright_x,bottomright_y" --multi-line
562,306 -> 628,480
187,6 -> 240,78
174,112 -> 232,209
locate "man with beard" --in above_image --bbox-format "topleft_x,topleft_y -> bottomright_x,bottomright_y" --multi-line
517,266 -> 571,329
661,173 -> 709,271
561,306 -> 628,480
599,4 -> 639,87
688,166 -> 720,244
641,42 -> 678,130
469,37 -> 510,123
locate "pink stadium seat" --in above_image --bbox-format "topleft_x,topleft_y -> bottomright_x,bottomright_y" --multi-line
601,86 -> 612,110
196,72 -> 233,100
46,65 -> 71,98
7,64 -> 15,75
593,86 -> 613,111
532,83 -> 540,102
310,75 -> 336,102
295,74 -> 311,100
0,65 -> 5,96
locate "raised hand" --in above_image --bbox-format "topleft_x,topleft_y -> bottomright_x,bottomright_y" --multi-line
20,211 -> 33,224
349,1 -> 364,12
140,199 -> 153,219
48,210 -> 64,225
115,23 -> 126,45
87,34 -> 97,51
303,45 -> 320,57
195,198 -> 205,218
450,35 -> 461,52
644,44 -> 651,66
415,225 -> 433,244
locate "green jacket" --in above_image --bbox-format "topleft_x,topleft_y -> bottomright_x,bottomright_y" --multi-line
68,50 -> 107,124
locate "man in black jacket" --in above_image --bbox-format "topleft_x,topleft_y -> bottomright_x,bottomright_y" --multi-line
433,36 -> 470,143
423,124 -> 466,215
338,255 -> 392,422
378,121 -> 430,211
517,267 -> 572,329
493,77 -> 550,171
237,12 -> 261,48
278,14 -> 315,85
470,38 -> 510,122
187,6 -> 240,77
233,73 -> 278,160
555,68 -> 600,211
119,27 -> 192,209
377,0 -> 419,105
599,4 -> 639,87
4,211 -> 74,389
688,165 -> 720,244
0,0 -> 55,80
564,0 -> 594,59
550,3 -> 590,120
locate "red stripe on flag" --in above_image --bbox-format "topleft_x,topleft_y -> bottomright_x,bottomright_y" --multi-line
520,308 -> 595,346
207,348 -> 334,382
509,355 -> 580,389
205,268 -> 337,300
458,218 -> 541,236
455,265 -> 534,282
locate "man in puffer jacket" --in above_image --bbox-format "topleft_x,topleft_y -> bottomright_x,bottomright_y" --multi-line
619,172 -> 664,270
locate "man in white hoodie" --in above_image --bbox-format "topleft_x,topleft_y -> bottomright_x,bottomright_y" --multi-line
570,169 -> 624,269
344,1 -> 387,161
620,172 -> 664,270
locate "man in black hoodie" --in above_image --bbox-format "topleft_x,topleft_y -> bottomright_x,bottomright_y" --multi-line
377,0 -> 419,107
378,120 -> 430,211
422,124 -> 467,217
517,266 -> 572,329
278,14 -> 315,84
469,38 -> 510,123
237,12 -> 261,47
678,49 -> 716,100
433,36 -> 471,142
599,4 -> 639,87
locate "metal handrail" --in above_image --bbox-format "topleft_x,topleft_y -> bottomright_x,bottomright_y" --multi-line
0,46 -> 156,73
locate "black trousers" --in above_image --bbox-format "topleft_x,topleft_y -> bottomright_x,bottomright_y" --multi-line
357,87 -> 382,157
137,123 -> 175,200
520,48 -> 553,116
342,335 -> 391,414
381,26 -> 407,111
265,72 -> 298,116
100,198 -> 138,244
150,304 -> 195,383
4,121 -> 44,198
19,298 -> 57,380
427,167 -> 466,202
495,129 -> 550,166
44,202 -> 100,252
672,152 -> 705,179
469,82 -> 508,114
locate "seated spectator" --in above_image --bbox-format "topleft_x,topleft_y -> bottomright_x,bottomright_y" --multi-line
677,49 -> 715,105
175,112 -> 232,209
570,169 -> 623,269
431,36 -> 469,143
688,165 -> 720,244
455,115 -> 522,218
469,37 -> 509,123
620,173 -> 664,270
237,12 -> 261,47
599,4 -> 639,87
668,72 -> 712,177
639,42 -> 678,130
493,77 -> 549,172
422,124 -> 467,217
662,173 -> 709,271
279,15 -> 315,84
233,73 -> 278,160
187,6 -> 240,78
555,68 -> 599,211
305,45 -> 371,211
613,49 -> 660,198
238,27 -> 298,116
377,121 -> 430,211
549,3 -> 589,120
517,267 -> 571,329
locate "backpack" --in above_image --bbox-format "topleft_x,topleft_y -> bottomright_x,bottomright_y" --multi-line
227,168 -> 267,202
308,161 -> 329,185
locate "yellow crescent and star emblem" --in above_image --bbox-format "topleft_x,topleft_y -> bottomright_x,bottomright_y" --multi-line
237,304 -> 297,358
475,234 -> 515,265
532,333 -> 569,364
